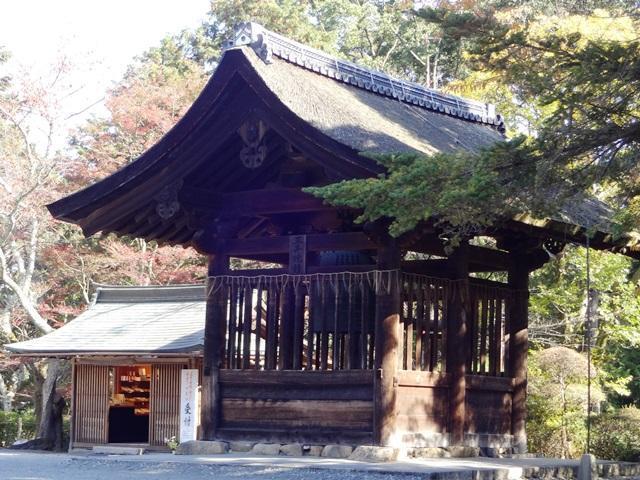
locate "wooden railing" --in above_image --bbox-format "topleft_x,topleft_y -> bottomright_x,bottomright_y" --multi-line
210,271 -> 513,375
399,274 -> 449,372
467,282 -> 512,376
209,271 -> 393,371
399,276 -> 511,376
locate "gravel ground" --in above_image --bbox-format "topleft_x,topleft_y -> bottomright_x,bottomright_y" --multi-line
0,451 -> 424,480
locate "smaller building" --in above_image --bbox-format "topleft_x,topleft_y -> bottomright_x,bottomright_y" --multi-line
6,285 -> 207,449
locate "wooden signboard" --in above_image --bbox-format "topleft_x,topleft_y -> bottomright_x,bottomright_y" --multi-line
179,369 -> 200,442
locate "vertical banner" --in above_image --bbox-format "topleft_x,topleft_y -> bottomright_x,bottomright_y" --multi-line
179,369 -> 199,442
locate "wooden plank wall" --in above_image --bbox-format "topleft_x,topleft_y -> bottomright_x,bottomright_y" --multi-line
395,370 -> 449,445
465,376 -> 513,435
394,371 -> 514,445
74,364 -> 110,445
149,363 -> 184,446
218,370 -> 374,444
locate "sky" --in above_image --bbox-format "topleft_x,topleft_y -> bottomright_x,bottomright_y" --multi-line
0,0 -> 211,133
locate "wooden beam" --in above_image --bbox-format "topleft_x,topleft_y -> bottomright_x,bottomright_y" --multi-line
289,235 -> 307,274
446,241 -> 469,446
212,232 -> 375,256
373,240 -> 402,447
402,259 -> 504,275
201,254 -> 229,440
508,252 -> 530,454
181,187 -> 333,217
215,265 -> 379,276
410,236 -> 511,270
465,374 -> 514,392
223,268 -> 288,277
503,219 -> 640,259
307,264 -> 376,274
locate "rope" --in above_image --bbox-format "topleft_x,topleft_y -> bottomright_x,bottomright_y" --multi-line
586,234 -> 592,455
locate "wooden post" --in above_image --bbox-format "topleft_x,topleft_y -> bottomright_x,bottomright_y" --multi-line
508,253 -> 530,453
201,253 -> 228,440
68,358 -> 76,452
446,241 -> 469,446
279,284 -> 295,370
373,240 -> 401,446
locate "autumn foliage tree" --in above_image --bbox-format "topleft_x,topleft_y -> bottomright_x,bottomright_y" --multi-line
0,50 -> 79,447
0,36 -> 207,448
60,40 -> 208,297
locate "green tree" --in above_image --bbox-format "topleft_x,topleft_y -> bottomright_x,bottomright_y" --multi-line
308,6 -> 640,240
529,246 -> 640,403
179,1 -> 474,87
528,346 -> 600,458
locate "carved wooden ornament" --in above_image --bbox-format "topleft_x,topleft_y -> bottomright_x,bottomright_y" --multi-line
154,180 -> 183,220
238,119 -> 268,169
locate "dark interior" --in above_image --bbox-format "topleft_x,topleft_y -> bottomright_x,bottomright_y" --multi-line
108,407 -> 149,443
108,365 -> 150,444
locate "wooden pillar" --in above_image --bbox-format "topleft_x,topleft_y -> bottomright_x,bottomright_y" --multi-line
279,285 -> 295,370
280,235 -> 307,370
68,358 -> 76,452
201,253 -> 228,440
373,240 -> 402,446
446,241 -> 469,446
508,253 -> 530,453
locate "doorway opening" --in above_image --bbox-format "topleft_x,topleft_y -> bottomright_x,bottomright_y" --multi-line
108,365 -> 151,443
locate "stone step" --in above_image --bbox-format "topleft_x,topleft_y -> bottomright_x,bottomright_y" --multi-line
92,445 -> 145,455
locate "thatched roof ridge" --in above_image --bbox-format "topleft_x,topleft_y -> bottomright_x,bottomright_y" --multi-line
245,47 -> 503,155
227,22 -> 505,132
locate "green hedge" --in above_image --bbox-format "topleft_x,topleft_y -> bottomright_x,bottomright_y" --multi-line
591,406 -> 640,461
0,410 -> 37,447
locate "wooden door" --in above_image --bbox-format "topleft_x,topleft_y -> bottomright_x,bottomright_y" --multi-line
149,364 -> 183,446
74,364 -> 110,445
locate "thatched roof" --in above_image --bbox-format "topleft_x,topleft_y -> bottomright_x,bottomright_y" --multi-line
228,22 -> 504,130
45,32 -> 503,242
43,23 -> 638,256
247,50 -> 503,155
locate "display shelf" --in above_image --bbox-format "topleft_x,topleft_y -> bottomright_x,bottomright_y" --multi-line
111,365 -> 152,416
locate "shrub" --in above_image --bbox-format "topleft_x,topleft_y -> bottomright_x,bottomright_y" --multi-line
591,406 -> 640,461
527,347 -> 599,458
0,410 -> 37,447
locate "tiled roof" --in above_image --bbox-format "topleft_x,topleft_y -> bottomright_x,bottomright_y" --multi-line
226,22 -> 505,132
5,285 -> 206,356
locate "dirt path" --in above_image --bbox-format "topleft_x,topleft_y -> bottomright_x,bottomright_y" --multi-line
0,450 -> 423,480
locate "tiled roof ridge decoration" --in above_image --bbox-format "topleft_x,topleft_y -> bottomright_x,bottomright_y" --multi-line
225,21 -> 505,133
95,284 -> 205,303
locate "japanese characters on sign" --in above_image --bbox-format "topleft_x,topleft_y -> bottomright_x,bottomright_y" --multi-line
179,369 -> 199,442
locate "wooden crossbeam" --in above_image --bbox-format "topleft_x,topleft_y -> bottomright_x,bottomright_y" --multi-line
215,232 -> 375,256
180,187 -> 332,217
410,237 -> 511,270
402,259 -> 504,274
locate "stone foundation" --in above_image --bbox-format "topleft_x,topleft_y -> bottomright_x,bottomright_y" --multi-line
181,440 -> 506,462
